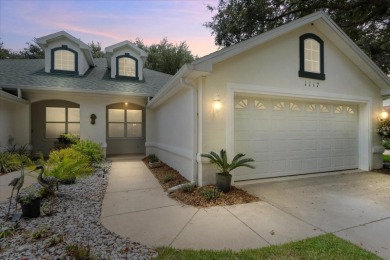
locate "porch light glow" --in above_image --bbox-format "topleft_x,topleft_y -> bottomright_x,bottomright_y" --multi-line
380,110 -> 389,120
213,95 -> 222,111
125,102 -> 128,106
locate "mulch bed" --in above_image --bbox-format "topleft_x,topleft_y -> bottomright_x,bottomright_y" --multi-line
372,167 -> 390,175
142,158 -> 259,207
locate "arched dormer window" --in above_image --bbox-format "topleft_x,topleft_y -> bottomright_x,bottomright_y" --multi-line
299,33 -> 325,80
116,54 -> 139,80
51,45 -> 78,74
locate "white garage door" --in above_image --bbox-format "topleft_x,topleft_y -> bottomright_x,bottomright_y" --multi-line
234,96 -> 358,180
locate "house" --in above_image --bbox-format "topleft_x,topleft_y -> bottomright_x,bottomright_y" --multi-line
0,31 -> 172,156
145,11 -> 390,185
1,12 -> 389,186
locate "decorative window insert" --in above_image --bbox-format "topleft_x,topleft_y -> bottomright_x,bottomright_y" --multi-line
273,102 -> 285,111
116,54 -> 139,80
108,108 -> 142,138
45,107 -> 80,138
235,99 -> 248,109
51,45 -> 78,74
299,33 -> 325,80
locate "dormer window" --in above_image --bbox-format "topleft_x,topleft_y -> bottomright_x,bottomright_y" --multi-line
50,45 -> 78,74
116,54 -> 138,80
299,33 -> 325,80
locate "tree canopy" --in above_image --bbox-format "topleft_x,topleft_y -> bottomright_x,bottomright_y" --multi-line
204,0 -> 390,74
135,38 -> 196,75
88,41 -> 105,58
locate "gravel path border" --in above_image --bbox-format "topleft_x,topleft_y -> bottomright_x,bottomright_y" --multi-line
0,165 -> 157,259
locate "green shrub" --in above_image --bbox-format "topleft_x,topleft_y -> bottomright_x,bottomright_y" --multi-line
0,152 -> 19,174
0,152 -> 32,174
45,148 -> 93,183
163,174 -> 175,183
383,140 -> 390,149
148,154 -> 159,163
201,187 -> 220,201
181,183 -> 195,193
71,140 -> 103,164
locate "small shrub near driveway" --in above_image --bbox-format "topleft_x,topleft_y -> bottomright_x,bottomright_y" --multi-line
181,183 -> 195,193
163,174 -> 175,183
201,187 -> 220,201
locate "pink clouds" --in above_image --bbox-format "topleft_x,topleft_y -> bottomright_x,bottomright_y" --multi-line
1,0 -> 219,57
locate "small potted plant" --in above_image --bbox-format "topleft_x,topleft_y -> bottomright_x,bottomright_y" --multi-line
201,149 -> 255,193
148,154 -> 162,169
16,187 -> 42,218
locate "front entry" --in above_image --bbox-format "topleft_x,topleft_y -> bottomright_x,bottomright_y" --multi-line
106,103 -> 145,155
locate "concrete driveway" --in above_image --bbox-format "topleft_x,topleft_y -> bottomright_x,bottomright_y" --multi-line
240,171 -> 390,259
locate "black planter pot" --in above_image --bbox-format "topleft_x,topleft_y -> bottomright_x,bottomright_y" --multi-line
21,198 -> 41,218
216,173 -> 232,193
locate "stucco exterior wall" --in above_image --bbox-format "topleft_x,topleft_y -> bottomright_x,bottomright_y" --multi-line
110,46 -> 144,80
25,91 -> 147,156
0,97 -> 29,148
44,38 -> 90,75
146,87 -> 196,181
199,25 -> 383,185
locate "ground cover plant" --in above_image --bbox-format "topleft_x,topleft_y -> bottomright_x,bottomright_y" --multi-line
156,234 -> 381,260
143,158 -> 259,207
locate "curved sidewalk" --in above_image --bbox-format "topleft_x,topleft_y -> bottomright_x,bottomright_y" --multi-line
100,156 -> 323,250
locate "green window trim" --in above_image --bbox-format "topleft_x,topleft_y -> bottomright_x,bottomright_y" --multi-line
299,33 -> 325,80
115,53 -> 139,80
50,45 -> 79,75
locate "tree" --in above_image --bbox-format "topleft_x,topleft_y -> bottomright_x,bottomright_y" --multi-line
88,41 -> 105,58
0,41 -> 20,59
19,38 -> 44,59
135,38 -> 196,75
204,0 -> 390,74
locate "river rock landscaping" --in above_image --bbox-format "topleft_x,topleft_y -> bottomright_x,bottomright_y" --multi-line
0,164 -> 157,260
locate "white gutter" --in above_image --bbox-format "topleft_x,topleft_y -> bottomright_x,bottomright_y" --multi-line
147,64 -> 193,109
0,90 -> 29,104
179,77 -> 199,185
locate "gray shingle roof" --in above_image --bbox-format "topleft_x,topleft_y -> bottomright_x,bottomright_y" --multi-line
0,58 -> 172,96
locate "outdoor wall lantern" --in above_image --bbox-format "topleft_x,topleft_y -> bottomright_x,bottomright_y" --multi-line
213,95 -> 222,112
380,110 -> 389,121
90,114 -> 97,125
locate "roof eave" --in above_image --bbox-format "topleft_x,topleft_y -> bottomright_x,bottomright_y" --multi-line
147,64 -> 210,109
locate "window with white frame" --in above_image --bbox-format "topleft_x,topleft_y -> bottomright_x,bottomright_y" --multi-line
304,39 -> 320,73
45,107 -> 80,138
108,109 -> 142,138
118,57 -> 136,77
299,33 -> 325,80
116,54 -> 138,79
54,50 -> 75,71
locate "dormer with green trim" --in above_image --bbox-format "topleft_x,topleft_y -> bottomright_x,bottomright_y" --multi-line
105,41 -> 148,80
36,31 -> 94,76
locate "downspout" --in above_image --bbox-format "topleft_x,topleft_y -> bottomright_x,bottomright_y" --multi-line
180,78 -> 198,185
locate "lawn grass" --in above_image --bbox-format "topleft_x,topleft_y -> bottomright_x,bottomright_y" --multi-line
156,234 -> 381,260
383,154 -> 390,162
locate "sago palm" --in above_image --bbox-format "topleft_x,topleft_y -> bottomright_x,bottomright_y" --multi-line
201,149 -> 255,176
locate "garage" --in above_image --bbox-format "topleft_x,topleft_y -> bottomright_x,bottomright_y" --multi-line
234,96 -> 359,180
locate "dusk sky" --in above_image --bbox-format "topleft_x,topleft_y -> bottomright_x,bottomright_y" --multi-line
0,0 -> 220,57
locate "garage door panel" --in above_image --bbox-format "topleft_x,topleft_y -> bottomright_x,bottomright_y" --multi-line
234,96 -> 358,180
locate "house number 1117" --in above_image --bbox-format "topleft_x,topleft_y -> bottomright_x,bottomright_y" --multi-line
305,81 -> 319,88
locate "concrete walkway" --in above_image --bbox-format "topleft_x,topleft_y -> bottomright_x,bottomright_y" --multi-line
101,156 -> 390,259
101,156 -> 323,250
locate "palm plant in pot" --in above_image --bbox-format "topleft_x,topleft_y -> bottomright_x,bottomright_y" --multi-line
201,149 -> 255,193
